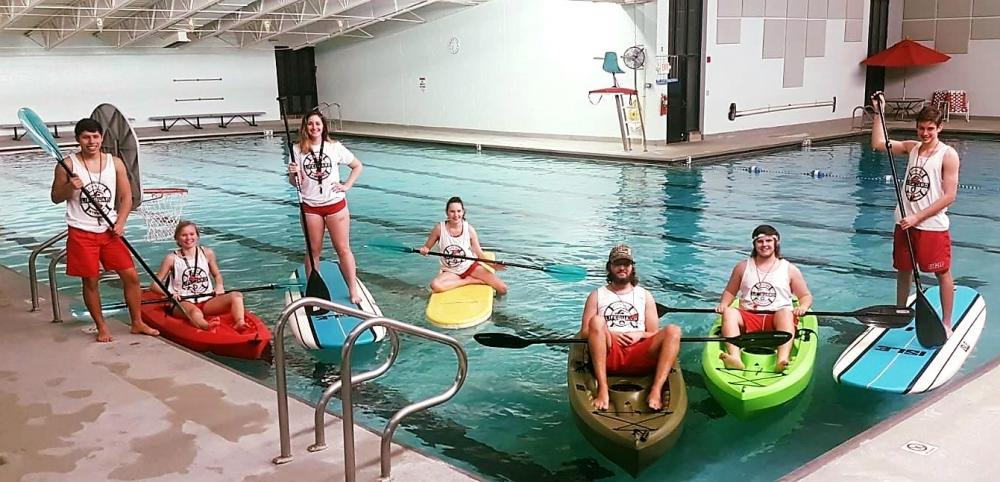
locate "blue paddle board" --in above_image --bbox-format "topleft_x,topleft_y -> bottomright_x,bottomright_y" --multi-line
284,260 -> 386,349
833,286 -> 986,394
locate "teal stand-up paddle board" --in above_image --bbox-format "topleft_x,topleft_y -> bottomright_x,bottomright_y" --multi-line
284,260 -> 386,350
833,286 -> 986,394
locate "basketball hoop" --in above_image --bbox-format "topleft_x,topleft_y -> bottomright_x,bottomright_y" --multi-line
137,188 -> 188,242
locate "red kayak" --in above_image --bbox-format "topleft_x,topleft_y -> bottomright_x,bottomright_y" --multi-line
139,290 -> 273,360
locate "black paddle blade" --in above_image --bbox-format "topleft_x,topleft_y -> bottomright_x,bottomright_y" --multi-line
914,291 -> 947,347
655,302 -> 669,318
729,331 -> 793,349
305,270 -> 331,316
852,305 -> 914,328
474,333 -> 534,349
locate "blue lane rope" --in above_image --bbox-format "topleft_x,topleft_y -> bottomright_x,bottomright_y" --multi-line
744,165 -> 995,191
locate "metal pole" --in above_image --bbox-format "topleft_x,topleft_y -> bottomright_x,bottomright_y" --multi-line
48,249 -> 67,323
28,229 -> 68,311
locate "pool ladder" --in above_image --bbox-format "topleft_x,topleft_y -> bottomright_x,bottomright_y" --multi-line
28,229 -> 119,323
318,102 -> 343,131
851,105 -> 874,129
272,297 -> 468,482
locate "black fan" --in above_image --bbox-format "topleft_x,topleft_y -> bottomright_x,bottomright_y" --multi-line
622,46 -> 646,70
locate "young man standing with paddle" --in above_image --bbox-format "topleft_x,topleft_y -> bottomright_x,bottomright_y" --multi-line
715,225 -> 812,372
50,119 -> 159,342
871,98 -> 960,338
578,245 -> 681,411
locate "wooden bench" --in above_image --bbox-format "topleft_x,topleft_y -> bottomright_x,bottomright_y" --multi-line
0,120 -> 77,141
148,112 -> 265,132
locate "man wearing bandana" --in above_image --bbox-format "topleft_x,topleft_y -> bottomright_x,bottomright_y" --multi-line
715,225 -> 812,372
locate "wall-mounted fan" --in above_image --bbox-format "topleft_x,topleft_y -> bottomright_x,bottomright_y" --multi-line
622,46 -> 646,70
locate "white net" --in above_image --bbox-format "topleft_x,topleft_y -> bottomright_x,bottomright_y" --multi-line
137,188 -> 188,242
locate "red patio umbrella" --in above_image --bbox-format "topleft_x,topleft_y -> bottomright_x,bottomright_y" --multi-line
862,39 -> 950,98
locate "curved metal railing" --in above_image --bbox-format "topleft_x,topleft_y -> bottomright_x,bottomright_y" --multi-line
272,297 -> 468,482
318,102 -> 343,131
28,229 -> 67,312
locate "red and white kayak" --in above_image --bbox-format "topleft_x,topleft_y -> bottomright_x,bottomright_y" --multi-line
139,290 -> 273,360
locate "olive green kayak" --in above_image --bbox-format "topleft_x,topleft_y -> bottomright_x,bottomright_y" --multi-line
701,308 -> 819,418
567,343 -> 687,476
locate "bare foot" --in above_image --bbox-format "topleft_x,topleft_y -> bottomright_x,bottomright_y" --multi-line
943,322 -> 953,339
647,390 -> 664,411
96,326 -> 114,343
719,352 -> 745,370
233,320 -> 248,332
775,359 -> 789,373
349,292 -> 362,305
130,322 -> 160,336
592,388 -> 610,411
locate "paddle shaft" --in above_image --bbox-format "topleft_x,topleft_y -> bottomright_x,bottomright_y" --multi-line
660,305 -> 872,317
522,335 -> 766,346
418,248 -> 547,271
105,284 -> 279,311
277,98 -> 322,280
874,94 -> 924,292
55,156 -> 186,317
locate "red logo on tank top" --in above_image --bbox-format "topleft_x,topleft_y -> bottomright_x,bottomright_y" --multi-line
749,282 -> 776,307
905,166 -> 931,201
81,182 -> 113,219
181,267 -> 210,294
442,245 -> 466,268
604,302 -> 640,330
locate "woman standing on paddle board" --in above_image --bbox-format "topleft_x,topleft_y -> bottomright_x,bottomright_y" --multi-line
287,110 -> 364,304
150,221 -> 247,331
419,197 -> 508,295
871,96 -> 960,336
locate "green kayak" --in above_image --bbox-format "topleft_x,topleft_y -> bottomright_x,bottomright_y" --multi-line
701,308 -> 818,418
567,343 -> 687,476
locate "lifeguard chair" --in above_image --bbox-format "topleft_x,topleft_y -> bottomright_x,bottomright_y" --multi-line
589,50 -> 647,152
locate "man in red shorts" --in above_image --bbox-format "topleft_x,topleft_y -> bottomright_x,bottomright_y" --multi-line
578,245 -> 681,411
50,118 -> 159,342
872,95 -> 959,337
715,225 -> 812,372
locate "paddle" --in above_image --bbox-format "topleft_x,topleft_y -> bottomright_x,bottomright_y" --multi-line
17,107 -> 190,321
100,282 -> 294,312
278,97 -> 331,315
474,330 -> 793,350
366,237 -> 587,282
654,302 -> 914,329
873,92 -> 946,347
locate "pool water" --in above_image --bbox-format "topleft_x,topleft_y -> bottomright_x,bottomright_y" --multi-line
2,133 -> 998,481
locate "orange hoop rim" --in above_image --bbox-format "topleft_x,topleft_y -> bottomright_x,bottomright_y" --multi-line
142,187 -> 188,194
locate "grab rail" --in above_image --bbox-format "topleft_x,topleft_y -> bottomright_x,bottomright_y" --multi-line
318,102 -> 343,131
48,248 -> 68,323
28,229 -> 68,311
729,96 -> 837,121
272,297 -> 468,482
852,105 -> 874,129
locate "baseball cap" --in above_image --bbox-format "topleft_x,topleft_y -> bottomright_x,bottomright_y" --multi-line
608,244 -> 634,263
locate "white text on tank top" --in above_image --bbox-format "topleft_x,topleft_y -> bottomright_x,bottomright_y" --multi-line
739,258 -> 793,311
170,247 -> 214,303
293,141 -> 354,207
597,286 -> 648,332
895,142 -> 950,231
65,153 -> 117,233
438,221 -> 475,274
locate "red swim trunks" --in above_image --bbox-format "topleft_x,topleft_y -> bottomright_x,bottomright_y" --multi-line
302,199 -> 347,217
893,226 -> 951,273
66,227 -> 133,278
606,335 -> 658,376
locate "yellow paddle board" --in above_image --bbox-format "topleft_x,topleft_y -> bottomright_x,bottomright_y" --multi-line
426,252 -> 496,329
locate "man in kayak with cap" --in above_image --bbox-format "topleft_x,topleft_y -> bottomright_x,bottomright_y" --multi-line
715,225 -> 812,372
578,244 -> 682,411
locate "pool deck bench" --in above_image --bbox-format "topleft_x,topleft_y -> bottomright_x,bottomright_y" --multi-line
150,112 -> 266,132
0,120 -> 76,141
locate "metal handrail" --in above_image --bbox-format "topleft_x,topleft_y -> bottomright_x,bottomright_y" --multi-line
271,297 -> 468,482
852,105 -> 874,129
48,249 -> 68,323
28,229 -> 68,311
318,102 -> 343,131
729,96 -> 837,121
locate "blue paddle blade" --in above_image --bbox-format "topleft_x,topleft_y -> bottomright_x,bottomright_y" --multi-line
17,108 -> 64,161
365,237 -> 415,253
544,264 -> 588,282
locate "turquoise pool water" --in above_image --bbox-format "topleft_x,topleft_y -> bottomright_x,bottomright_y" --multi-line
2,133 -> 998,481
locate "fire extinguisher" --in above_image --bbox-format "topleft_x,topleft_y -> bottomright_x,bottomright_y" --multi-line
660,94 -> 668,116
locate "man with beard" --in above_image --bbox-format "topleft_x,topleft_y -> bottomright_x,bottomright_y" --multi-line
578,245 -> 681,411
715,225 -> 812,372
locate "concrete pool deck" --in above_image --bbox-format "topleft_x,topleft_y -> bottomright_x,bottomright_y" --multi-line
2,116 -> 999,480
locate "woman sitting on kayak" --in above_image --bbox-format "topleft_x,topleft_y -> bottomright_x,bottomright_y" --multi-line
419,197 -> 507,295
150,220 -> 247,331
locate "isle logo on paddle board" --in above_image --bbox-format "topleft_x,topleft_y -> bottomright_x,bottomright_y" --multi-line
604,301 -> 640,330
442,244 -> 467,268
81,182 -> 113,219
749,282 -> 777,308
905,166 -> 930,201
181,267 -> 211,294
302,151 -> 333,183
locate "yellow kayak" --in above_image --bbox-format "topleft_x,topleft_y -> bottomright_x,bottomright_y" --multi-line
426,252 -> 495,329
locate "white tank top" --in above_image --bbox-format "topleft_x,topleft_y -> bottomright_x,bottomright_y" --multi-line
437,221 -> 475,274
596,285 -> 648,332
169,247 -> 214,303
65,153 -> 117,233
739,258 -> 793,311
293,141 -> 354,207
895,142 -> 951,231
